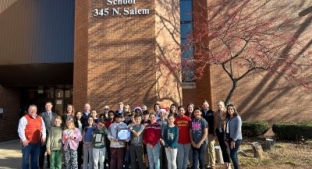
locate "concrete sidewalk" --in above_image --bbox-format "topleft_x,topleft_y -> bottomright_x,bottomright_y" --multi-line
0,140 -> 22,169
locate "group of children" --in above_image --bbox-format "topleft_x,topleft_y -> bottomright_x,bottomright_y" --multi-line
45,101 -> 242,169
45,105 -> 182,169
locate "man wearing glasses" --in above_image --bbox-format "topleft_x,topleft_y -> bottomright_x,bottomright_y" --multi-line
102,105 -> 110,121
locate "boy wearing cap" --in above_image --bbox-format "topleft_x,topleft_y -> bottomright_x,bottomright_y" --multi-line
123,111 -> 134,169
107,113 -> 128,169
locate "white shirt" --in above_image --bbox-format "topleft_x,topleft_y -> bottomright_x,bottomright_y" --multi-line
17,115 -> 47,142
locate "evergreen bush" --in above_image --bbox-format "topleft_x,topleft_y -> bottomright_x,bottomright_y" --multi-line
272,122 -> 312,141
242,121 -> 270,137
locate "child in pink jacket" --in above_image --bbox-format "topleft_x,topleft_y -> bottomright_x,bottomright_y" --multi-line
62,119 -> 82,169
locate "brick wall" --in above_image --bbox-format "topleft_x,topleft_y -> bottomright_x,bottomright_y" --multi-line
155,0 -> 182,108
73,0 -> 89,110
73,0 -> 181,111
182,0 -> 212,107
204,0 -> 312,123
0,86 -> 20,142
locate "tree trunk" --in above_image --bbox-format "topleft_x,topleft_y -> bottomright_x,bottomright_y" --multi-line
224,79 -> 237,105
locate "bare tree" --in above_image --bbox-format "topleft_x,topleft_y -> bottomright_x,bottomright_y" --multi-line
183,0 -> 312,105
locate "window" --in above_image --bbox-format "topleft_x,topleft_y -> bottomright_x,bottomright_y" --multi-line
180,0 -> 194,82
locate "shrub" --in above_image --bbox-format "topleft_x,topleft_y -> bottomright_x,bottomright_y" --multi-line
272,122 -> 312,141
242,121 -> 270,137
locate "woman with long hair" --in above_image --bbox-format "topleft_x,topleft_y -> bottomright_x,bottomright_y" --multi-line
186,103 -> 195,119
225,104 -> 242,169
169,104 -> 178,117
185,103 -> 195,168
214,101 -> 231,169
74,111 -> 83,169
62,104 -> 75,128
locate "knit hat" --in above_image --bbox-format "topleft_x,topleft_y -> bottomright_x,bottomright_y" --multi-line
134,106 -> 142,112
158,108 -> 168,115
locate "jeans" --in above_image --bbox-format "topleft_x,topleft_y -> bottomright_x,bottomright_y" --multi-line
188,147 -> 193,167
146,142 -> 160,169
50,150 -> 62,169
165,148 -> 177,169
230,140 -> 242,169
93,147 -> 106,169
22,143 -> 40,169
192,142 -> 207,169
177,143 -> 191,169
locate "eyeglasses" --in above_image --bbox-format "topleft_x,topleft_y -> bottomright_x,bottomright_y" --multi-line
104,108 -> 109,110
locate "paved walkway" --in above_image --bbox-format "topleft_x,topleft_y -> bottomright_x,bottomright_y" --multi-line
0,140 -> 22,169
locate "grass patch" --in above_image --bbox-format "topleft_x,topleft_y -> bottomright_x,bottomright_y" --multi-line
274,143 -> 283,148
284,160 -> 296,166
236,139 -> 312,169
305,140 -> 312,146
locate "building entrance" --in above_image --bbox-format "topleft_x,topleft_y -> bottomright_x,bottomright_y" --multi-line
20,85 -> 73,116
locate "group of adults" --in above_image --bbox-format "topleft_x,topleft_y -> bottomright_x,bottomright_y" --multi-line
17,100 -> 242,169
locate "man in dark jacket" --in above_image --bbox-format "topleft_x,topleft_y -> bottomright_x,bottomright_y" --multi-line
201,100 -> 216,169
39,101 -> 57,169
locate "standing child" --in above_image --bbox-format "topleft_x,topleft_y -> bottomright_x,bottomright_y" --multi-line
143,112 -> 161,169
163,114 -> 179,169
74,111 -> 84,169
123,111 -> 133,169
46,116 -> 63,169
175,106 -> 192,169
91,110 -> 99,126
190,108 -> 208,169
92,122 -> 108,169
83,117 -> 95,169
62,119 -> 82,169
141,110 -> 150,168
107,113 -> 128,169
157,109 -> 168,169
128,113 -> 145,169
104,110 -> 115,168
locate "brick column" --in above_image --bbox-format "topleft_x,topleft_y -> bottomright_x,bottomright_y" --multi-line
193,0 -> 212,106
74,0 -> 181,110
0,86 -> 20,142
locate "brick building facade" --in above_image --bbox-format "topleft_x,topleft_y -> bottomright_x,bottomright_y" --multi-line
0,0 -> 182,142
0,87 -> 20,142
1,0 -> 312,142
73,0 -> 182,110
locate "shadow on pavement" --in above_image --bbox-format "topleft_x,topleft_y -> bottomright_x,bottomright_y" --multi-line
0,140 -> 22,169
